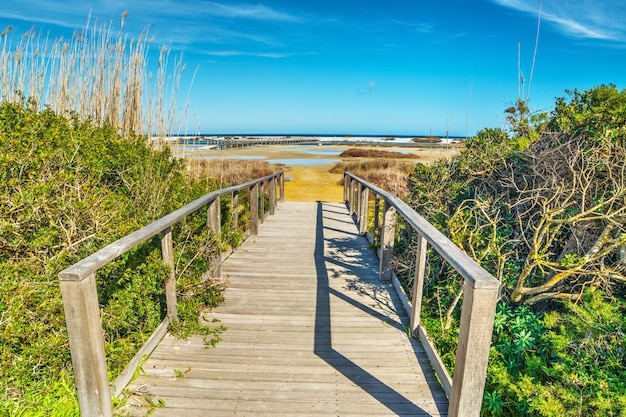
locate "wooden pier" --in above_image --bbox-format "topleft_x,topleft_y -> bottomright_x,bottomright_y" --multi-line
180,136 -> 320,149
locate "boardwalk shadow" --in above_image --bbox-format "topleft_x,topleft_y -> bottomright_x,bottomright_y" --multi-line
314,202 -> 446,416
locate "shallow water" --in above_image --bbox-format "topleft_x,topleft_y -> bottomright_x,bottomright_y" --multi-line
267,158 -> 340,165
199,154 -> 263,160
300,148 -> 343,156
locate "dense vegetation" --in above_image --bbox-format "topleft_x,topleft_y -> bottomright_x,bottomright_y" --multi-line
0,103 -> 236,415
0,16 -> 279,416
404,85 -> 626,416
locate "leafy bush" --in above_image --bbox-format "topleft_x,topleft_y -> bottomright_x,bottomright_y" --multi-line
0,102 -> 226,415
486,290 -> 626,416
403,85 -> 626,416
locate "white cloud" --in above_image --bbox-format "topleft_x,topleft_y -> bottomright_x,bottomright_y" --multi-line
0,0 -> 303,23
202,50 -> 292,58
392,20 -> 434,33
0,0 -> 304,55
200,2 -> 301,22
491,0 -> 626,41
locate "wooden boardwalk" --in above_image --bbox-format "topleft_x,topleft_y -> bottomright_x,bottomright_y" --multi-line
126,202 -> 448,416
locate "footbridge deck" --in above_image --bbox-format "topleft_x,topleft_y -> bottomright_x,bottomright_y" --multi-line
59,171 -> 499,417
127,202 -> 447,416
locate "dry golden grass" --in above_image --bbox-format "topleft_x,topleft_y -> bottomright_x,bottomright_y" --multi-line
0,13 -> 183,140
284,165 -> 343,202
329,159 -> 416,196
185,158 -> 277,187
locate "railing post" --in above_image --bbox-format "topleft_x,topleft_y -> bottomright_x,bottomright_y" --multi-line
448,282 -> 499,417
279,173 -> 285,202
380,200 -> 396,283
260,180 -> 266,224
358,185 -> 369,235
207,197 -> 221,276
269,176 -> 276,215
250,183 -> 259,235
232,191 -> 239,231
59,274 -> 112,417
161,227 -> 178,320
410,235 -> 427,334
343,174 -> 349,204
374,195 -> 381,244
349,179 -> 356,214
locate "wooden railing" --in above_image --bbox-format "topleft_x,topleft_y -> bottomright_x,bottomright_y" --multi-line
58,172 -> 284,417
344,172 -> 499,417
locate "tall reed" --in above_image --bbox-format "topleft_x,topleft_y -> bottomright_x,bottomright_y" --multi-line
0,13 -> 183,142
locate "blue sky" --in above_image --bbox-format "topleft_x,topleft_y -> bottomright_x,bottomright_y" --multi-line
1,0 -> 625,136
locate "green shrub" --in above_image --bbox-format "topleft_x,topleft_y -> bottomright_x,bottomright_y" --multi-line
403,85 -> 626,416
485,290 -> 626,416
0,103 -> 225,415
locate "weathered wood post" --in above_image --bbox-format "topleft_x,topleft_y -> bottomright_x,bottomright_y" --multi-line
374,195 -> 381,245
207,197 -> 221,276
358,184 -> 369,235
160,227 -> 178,320
380,200 -> 396,283
279,173 -> 285,202
343,174 -> 349,204
259,180 -> 266,224
232,191 -> 239,231
349,179 -> 356,214
410,235 -> 427,334
269,176 -> 276,215
448,281 -> 499,417
59,274 -> 112,417
250,183 -> 259,235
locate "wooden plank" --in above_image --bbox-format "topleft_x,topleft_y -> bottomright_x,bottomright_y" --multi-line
112,318 -> 170,397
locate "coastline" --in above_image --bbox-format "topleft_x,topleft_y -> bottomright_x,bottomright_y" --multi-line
161,134 -> 466,148
171,141 -> 459,202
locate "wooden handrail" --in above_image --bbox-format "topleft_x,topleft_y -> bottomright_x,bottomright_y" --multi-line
343,171 -> 499,417
59,172 -> 281,282
59,172 -> 284,417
